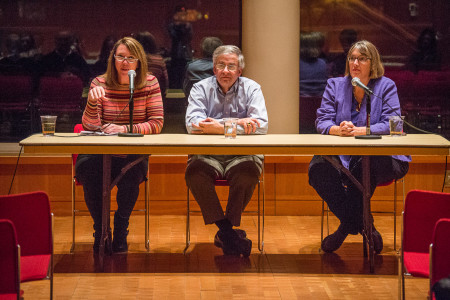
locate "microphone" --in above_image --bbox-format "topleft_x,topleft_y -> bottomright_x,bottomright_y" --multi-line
128,70 -> 136,94
118,70 -> 143,137
351,77 -> 373,95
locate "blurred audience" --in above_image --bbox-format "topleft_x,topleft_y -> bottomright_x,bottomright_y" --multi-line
407,27 -> 441,73
0,33 -> 40,76
92,35 -> 117,77
38,31 -> 91,86
168,4 -> 193,88
135,31 -> 169,96
328,29 -> 358,77
182,36 -> 223,97
300,32 -> 328,97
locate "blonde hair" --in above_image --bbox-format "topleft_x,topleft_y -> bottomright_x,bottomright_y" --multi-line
345,40 -> 384,79
104,37 -> 148,89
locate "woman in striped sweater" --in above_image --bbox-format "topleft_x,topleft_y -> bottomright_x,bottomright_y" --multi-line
75,37 -> 163,253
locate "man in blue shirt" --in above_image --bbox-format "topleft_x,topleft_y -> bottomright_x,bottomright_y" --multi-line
185,45 -> 268,257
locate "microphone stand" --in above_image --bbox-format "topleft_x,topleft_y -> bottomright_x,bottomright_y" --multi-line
118,91 -> 144,137
355,91 -> 381,139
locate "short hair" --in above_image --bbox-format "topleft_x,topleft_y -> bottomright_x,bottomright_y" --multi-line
134,31 -> 158,54
300,32 -> 323,61
201,37 -> 223,58
105,37 -> 148,89
345,40 -> 384,79
213,45 -> 245,69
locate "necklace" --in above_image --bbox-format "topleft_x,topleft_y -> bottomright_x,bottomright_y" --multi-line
352,88 -> 362,112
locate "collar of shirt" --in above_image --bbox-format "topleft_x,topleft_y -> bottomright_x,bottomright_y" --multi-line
215,76 -> 240,98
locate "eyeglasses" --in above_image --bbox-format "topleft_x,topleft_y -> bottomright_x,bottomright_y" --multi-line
215,63 -> 238,71
114,54 -> 138,63
348,56 -> 371,64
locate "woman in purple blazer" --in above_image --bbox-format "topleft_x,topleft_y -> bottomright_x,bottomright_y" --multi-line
308,40 -> 411,254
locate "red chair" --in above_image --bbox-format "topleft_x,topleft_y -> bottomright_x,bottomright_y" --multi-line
0,75 -> 34,135
37,76 -> 83,115
0,219 -> 22,300
321,178 -> 405,251
399,190 -> 450,300
299,95 -> 322,133
430,218 -> 450,300
0,191 -> 53,300
71,124 -> 150,252
184,173 -> 265,254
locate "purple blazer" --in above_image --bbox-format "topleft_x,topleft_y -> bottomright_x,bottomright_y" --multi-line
316,76 -> 411,162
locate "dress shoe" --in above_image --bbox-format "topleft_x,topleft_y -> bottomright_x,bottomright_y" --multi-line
214,229 -> 247,249
214,229 -> 252,257
321,225 -> 348,253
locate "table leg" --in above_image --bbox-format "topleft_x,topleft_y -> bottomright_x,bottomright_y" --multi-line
362,156 -> 375,273
98,154 -> 112,264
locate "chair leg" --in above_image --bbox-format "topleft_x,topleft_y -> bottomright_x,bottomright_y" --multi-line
394,179 -> 397,251
145,177 -> 150,252
257,179 -> 265,253
71,178 -> 76,253
184,187 -> 191,254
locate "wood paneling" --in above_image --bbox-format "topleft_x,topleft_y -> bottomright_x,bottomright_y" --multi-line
1,153 -> 448,216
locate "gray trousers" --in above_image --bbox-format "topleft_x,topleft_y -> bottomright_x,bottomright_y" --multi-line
185,155 -> 263,226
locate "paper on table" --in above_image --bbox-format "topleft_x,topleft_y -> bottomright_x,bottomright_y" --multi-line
79,131 -> 118,136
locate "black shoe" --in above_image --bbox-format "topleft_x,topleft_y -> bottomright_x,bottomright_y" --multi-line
372,227 -> 383,254
321,226 -> 348,253
214,229 -> 252,257
214,229 -> 247,249
112,229 -> 129,253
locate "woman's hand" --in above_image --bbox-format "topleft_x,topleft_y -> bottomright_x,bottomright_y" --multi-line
87,86 -> 105,103
101,123 -> 126,134
331,121 -> 366,136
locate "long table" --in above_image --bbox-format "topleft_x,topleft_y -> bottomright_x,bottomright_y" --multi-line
20,133 -> 450,272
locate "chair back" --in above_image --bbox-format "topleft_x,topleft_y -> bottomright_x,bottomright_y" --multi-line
0,191 -> 52,256
0,219 -> 20,297
430,218 -> 450,288
403,190 -> 450,254
0,75 -> 33,111
38,76 -> 83,114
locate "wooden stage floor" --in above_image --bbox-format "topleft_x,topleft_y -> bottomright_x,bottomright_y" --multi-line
22,215 -> 429,299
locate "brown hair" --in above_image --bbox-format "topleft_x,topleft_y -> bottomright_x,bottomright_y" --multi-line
104,37 -> 148,89
345,40 -> 384,79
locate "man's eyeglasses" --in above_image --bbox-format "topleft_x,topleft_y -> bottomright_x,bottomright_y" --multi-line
348,56 -> 371,64
114,54 -> 138,63
216,63 -> 238,71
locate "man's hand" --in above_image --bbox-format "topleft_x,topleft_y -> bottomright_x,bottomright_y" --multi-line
238,118 -> 261,134
191,117 -> 223,134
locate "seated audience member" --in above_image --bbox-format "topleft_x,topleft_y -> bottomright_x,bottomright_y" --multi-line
407,27 -> 441,73
92,35 -> 117,77
38,31 -> 91,86
329,29 -> 358,77
135,31 -> 169,96
75,37 -> 163,253
308,40 -> 410,253
185,45 -> 268,257
300,32 -> 328,97
182,36 -> 223,97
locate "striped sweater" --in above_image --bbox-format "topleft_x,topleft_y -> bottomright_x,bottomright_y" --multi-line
82,74 -> 164,134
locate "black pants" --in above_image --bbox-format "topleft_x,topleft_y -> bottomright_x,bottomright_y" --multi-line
308,155 -> 409,234
75,154 -> 148,231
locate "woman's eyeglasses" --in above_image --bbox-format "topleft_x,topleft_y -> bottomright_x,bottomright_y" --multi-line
114,54 -> 138,63
348,56 -> 371,64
